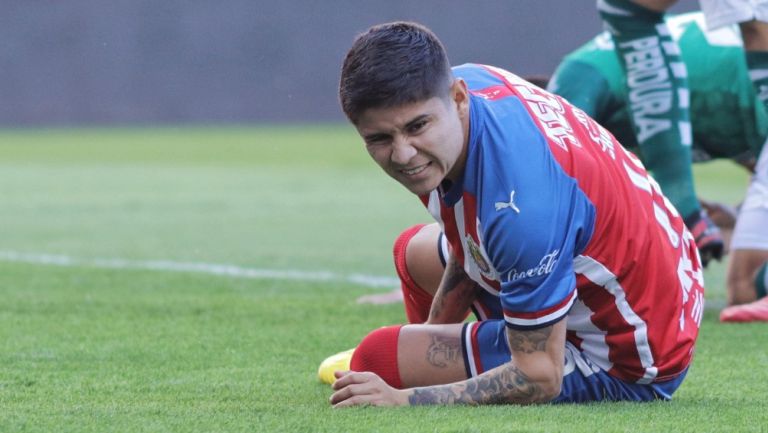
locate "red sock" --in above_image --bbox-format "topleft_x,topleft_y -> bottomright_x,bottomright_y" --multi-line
350,325 -> 403,388
393,224 -> 434,324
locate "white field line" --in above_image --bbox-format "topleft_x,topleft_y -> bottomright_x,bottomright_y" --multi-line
0,250 -> 727,310
0,250 -> 399,289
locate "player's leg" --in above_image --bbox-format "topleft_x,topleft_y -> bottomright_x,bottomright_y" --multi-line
724,249 -> 768,305
346,323 -> 468,388
394,222 -> 449,323
348,225 -> 467,387
318,223 -> 448,384
720,222 -> 768,321
721,255 -> 768,322
403,223 -> 446,297
720,143 -> 768,320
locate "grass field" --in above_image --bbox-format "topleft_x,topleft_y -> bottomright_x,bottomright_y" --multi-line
1,126 -> 765,432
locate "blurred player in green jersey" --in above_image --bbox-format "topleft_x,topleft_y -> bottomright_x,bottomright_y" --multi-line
549,10 -> 768,321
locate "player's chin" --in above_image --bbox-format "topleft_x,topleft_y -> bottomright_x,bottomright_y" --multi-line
400,179 -> 437,196
392,173 -> 440,196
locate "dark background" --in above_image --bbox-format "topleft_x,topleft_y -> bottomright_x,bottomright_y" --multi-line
0,1 -> 697,126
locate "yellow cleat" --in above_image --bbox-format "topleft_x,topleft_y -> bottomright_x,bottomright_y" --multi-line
317,348 -> 355,384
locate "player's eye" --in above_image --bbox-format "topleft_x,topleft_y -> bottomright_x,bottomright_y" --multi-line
407,119 -> 427,134
365,134 -> 390,146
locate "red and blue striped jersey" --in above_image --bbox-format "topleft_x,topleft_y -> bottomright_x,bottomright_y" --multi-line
421,64 -> 704,383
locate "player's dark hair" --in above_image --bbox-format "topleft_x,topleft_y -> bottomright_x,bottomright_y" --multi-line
339,21 -> 454,123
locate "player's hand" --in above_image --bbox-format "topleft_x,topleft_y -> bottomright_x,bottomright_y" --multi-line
330,371 -> 409,407
699,199 -> 737,230
684,210 -> 725,268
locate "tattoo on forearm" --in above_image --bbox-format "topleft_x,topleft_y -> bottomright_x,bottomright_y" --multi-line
441,259 -> 467,295
408,363 -> 546,405
426,335 -> 462,368
507,327 -> 552,354
429,259 -> 481,321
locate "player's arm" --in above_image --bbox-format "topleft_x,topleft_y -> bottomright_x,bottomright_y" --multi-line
407,320 -> 566,405
330,319 -> 566,407
426,253 -> 483,324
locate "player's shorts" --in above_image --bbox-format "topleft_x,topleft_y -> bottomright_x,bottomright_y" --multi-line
460,320 -> 687,403
700,0 -> 768,30
731,143 -> 768,250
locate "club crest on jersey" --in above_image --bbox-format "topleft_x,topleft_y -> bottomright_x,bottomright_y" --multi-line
466,235 -> 493,278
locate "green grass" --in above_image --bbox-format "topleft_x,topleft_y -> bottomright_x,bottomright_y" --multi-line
0,126 -> 765,432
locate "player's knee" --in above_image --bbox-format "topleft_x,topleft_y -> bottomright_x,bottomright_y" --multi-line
393,224 -> 426,276
395,223 -> 443,296
350,325 -> 403,388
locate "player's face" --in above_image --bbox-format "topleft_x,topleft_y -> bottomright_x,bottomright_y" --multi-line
355,80 -> 470,196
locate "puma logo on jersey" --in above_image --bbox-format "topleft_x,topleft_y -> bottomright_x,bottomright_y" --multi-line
495,191 -> 520,213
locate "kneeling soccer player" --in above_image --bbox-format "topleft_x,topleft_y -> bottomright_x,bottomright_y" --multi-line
323,21 -> 704,406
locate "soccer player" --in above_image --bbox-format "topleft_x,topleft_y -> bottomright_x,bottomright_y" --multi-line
325,21 -> 704,406
548,10 -> 768,321
596,0 -> 768,321
597,0 -> 722,267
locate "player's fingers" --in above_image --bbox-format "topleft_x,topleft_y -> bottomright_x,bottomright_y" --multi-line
334,370 -> 351,379
329,381 -> 379,405
332,393 -> 372,408
329,386 -> 354,405
331,371 -> 376,390
332,389 -> 390,408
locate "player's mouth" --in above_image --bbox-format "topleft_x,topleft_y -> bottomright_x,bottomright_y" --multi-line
400,162 -> 431,177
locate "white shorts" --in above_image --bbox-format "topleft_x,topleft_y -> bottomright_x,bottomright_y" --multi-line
700,0 -> 768,29
731,142 -> 768,250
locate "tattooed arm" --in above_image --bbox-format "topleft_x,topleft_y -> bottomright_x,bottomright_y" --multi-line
330,320 -> 566,407
408,321 -> 565,405
427,254 -> 483,324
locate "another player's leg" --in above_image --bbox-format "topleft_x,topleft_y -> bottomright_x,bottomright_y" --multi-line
720,249 -> 768,322
724,249 -> 768,306
720,144 -> 768,321
720,261 -> 768,322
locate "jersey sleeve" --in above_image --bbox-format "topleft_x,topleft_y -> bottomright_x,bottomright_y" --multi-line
479,105 -> 596,330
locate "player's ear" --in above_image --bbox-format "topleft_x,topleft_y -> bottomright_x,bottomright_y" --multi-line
451,78 -> 469,118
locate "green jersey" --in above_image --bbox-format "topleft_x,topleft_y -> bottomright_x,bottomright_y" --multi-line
550,12 -> 767,163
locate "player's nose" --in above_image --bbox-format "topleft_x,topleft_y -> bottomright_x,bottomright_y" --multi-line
390,136 -> 417,165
